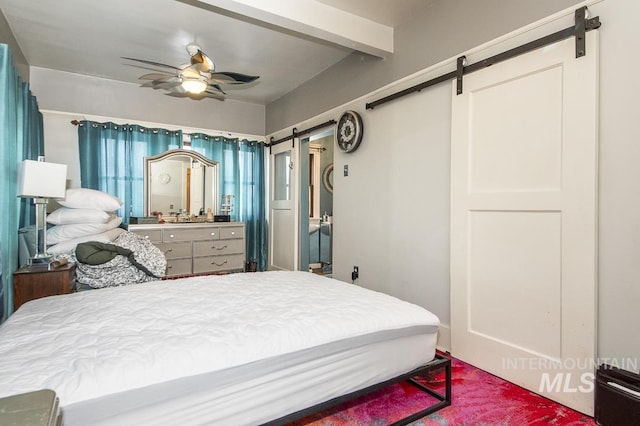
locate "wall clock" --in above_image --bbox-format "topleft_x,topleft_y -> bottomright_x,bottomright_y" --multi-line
322,163 -> 334,194
336,110 -> 363,153
157,172 -> 172,185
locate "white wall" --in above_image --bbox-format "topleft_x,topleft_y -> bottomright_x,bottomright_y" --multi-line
0,9 -> 29,82
593,0 -> 640,368
268,0 -> 640,363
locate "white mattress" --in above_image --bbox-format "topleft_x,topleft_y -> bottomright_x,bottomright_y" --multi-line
0,271 -> 439,425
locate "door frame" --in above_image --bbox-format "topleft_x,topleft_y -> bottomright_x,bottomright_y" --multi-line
268,139 -> 299,271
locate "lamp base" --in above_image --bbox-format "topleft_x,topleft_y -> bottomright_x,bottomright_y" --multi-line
29,254 -> 54,266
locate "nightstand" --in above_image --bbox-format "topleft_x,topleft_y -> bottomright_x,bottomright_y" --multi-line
13,263 -> 77,310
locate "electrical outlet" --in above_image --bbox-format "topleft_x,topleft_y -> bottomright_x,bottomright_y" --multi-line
352,266 -> 359,282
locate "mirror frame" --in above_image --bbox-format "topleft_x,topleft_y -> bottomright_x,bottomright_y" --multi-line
144,149 -> 219,216
322,163 -> 334,194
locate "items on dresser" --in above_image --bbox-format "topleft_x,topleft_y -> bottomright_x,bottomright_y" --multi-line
13,263 -> 77,310
127,222 -> 245,277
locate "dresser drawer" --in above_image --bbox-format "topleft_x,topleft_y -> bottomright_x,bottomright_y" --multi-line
165,258 -> 192,277
163,227 -> 219,242
220,226 -> 244,240
130,229 -> 162,243
156,241 -> 191,260
193,239 -> 244,257
193,254 -> 245,274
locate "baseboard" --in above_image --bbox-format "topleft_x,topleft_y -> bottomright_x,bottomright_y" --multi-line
436,324 -> 451,353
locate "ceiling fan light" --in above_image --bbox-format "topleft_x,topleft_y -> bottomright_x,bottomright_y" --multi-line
182,78 -> 208,94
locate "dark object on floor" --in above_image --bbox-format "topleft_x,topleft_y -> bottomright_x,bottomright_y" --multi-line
246,259 -> 257,272
596,364 -> 640,426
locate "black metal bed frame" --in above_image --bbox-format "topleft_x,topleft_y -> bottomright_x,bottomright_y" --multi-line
261,353 -> 452,426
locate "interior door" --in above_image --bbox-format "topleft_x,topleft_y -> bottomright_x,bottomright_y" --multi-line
269,140 -> 298,271
450,33 -> 598,414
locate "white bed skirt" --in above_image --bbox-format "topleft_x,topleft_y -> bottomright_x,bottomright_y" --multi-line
65,331 -> 436,425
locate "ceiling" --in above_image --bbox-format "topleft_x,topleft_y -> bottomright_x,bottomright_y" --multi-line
0,0 -> 432,105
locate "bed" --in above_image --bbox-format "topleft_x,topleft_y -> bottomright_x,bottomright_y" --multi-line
0,271 -> 450,425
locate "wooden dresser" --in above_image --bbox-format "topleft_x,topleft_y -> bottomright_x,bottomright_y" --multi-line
127,222 -> 245,277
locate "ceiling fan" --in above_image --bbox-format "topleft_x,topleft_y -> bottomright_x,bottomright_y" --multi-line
122,43 -> 259,100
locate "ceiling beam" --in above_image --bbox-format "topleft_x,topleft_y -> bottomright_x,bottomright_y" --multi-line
194,0 -> 394,58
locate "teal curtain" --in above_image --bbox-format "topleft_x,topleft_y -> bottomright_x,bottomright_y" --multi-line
77,121 -> 182,223
190,134 -> 267,271
0,44 -> 44,320
18,85 -> 45,229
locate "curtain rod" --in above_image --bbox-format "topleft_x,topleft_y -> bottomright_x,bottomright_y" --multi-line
70,119 -> 260,141
366,6 -> 601,110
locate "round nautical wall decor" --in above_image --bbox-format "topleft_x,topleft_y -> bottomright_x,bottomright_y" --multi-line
336,110 -> 364,153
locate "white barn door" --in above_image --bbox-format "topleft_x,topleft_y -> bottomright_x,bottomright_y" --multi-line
451,33 -> 598,414
269,140 -> 298,271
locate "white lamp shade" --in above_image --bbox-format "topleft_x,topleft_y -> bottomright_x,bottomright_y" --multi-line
17,160 -> 67,199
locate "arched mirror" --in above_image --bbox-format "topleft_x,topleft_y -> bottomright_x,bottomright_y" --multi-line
144,149 -> 219,217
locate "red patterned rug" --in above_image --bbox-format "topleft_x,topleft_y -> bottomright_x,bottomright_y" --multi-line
292,355 -> 596,425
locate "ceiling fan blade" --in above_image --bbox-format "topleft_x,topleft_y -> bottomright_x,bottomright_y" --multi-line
121,57 -> 182,71
206,83 -> 226,95
202,92 -> 225,101
165,91 -> 223,101
165,91 -> 189,97
190,50 -> 214,73
210,71 -> 259,85
141,76 -> 181,89
155,81 -> 182,90
138,72 -> 176,80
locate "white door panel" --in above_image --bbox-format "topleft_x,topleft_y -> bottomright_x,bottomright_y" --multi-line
451,33 -> 598,414
269,141 -> 298,271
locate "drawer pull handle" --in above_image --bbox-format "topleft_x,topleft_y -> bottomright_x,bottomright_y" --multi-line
169,234 -> 175,238
231,232 -> 235,235
212,245 -> 228,251
144,235 -> 149,239
211,260 -> 228,266
164,249 -> 173,253
210,232 -> 216,236
167,265 -> 173,269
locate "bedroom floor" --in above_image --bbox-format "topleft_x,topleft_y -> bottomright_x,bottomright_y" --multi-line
292,355 -> 596,425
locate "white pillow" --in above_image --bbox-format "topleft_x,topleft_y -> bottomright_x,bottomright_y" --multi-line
58,188 -> 123,212
47,207 -> 114,225
47,228 -> 125,255
47,216 -> 123,245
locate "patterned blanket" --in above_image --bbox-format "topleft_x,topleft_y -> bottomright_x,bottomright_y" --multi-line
68,231 -> 166,288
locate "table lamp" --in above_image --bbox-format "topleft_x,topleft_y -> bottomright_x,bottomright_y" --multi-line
17,158 -> 67,265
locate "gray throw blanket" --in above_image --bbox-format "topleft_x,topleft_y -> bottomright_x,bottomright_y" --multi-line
72,231 -> 166,288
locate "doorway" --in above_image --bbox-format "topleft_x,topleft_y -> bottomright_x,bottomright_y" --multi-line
300,130 -> 334,276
